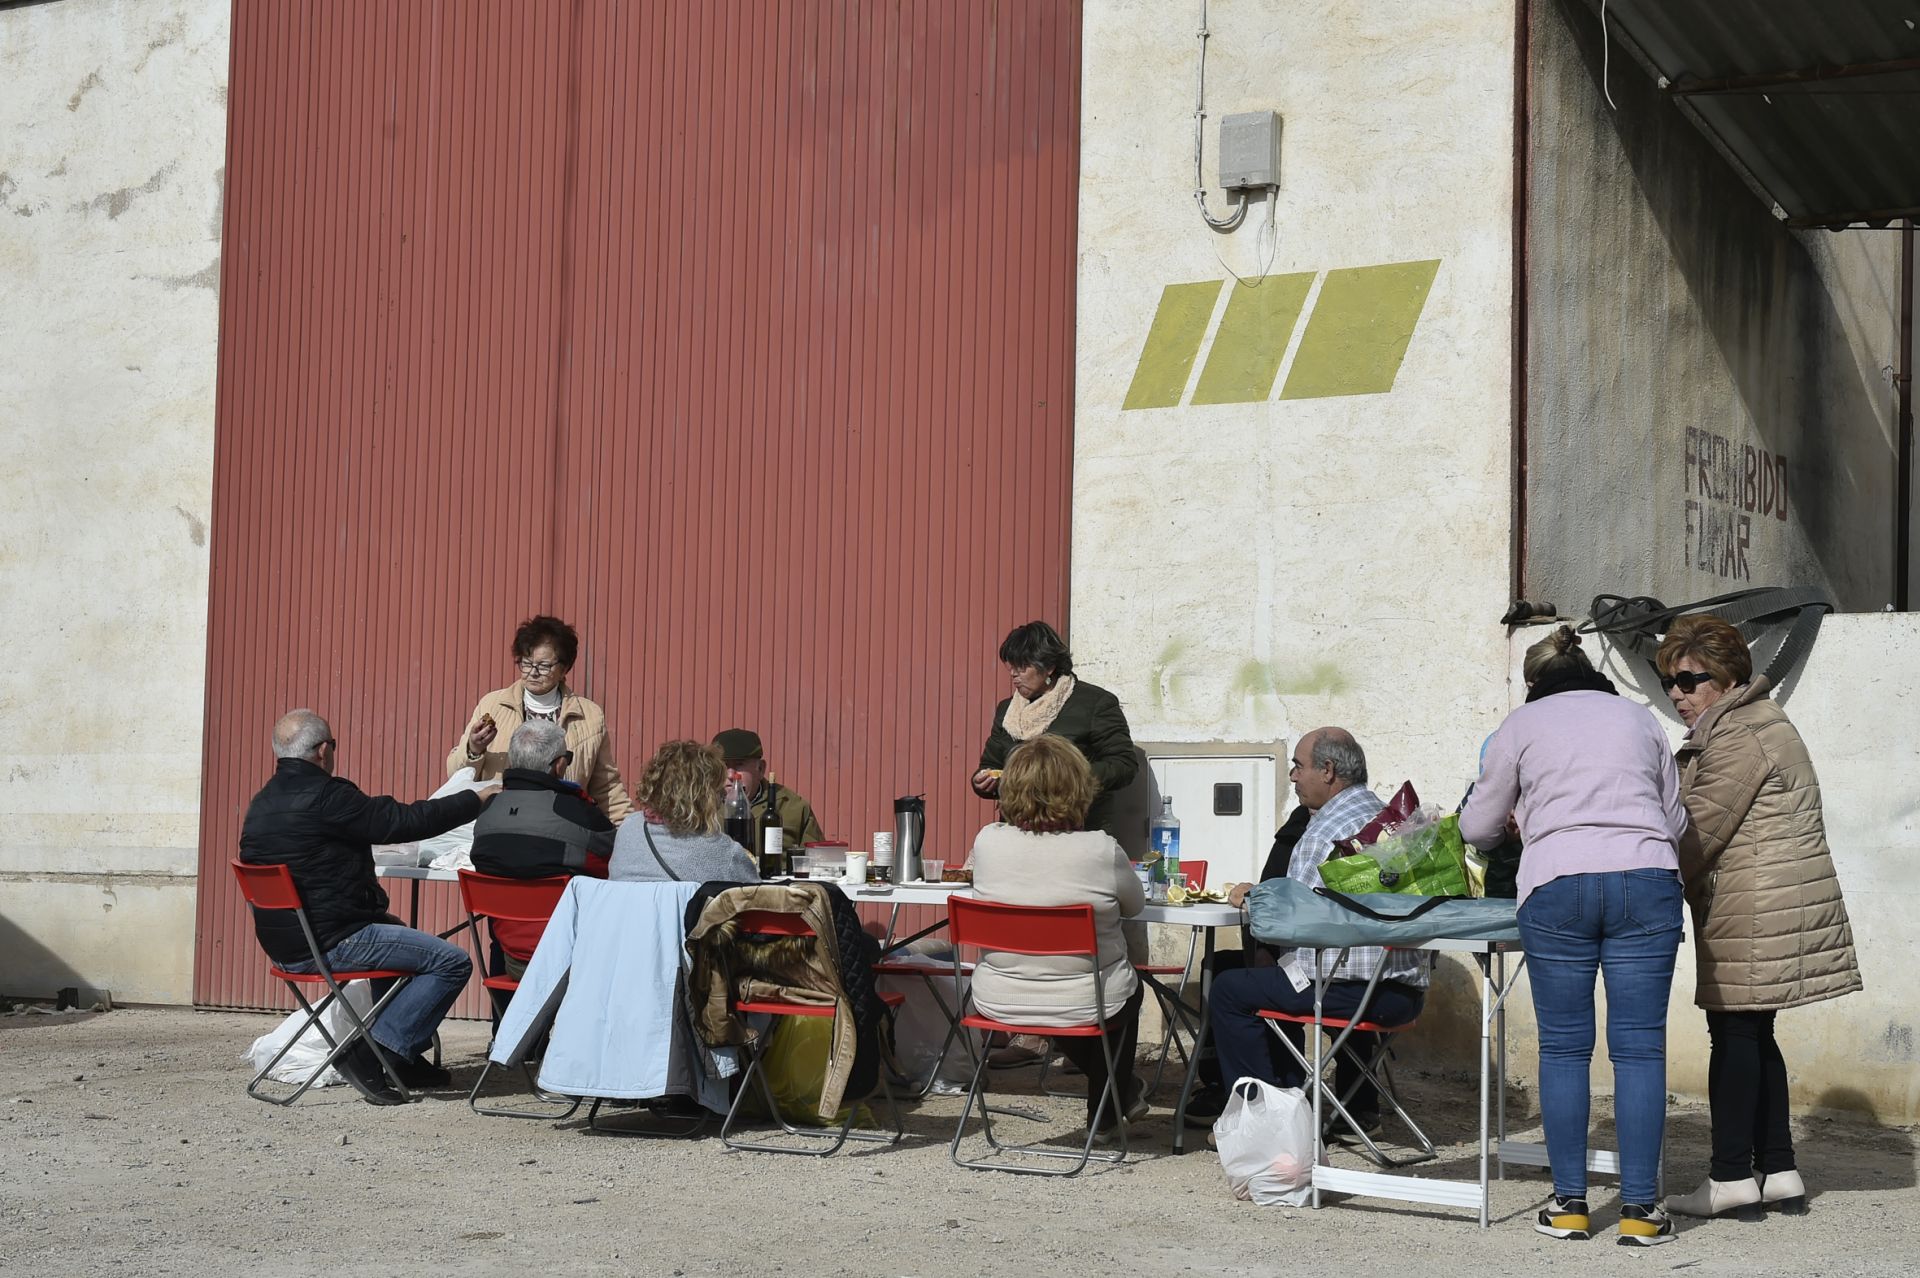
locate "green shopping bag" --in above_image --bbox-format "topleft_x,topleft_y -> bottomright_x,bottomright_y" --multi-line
1318,814 -> 1470,897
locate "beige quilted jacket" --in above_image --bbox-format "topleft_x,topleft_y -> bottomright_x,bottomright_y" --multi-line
1675,677 -> 1860,1012
447,680 -> 633,825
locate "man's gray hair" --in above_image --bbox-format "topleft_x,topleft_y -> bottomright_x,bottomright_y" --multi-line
1310,728 -> 1368,786
272,709 -> 331,760
508,719 -> 570,771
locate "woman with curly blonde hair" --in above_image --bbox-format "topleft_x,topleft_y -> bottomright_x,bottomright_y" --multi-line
608,740 -> 758,883
966,734 -> 1149,1136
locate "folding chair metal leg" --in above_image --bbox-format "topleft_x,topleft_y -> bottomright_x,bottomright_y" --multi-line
245,976 -> 413,1107
465,1055 -> 584,1120
1143,977 -> 1201,1098
585,1096 -> 710,1138
1263,1019 -> 1436,1170
949,1027 -> 1127,1177
720,1030 -> 904,1156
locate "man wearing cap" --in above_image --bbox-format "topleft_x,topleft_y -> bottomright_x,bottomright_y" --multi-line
712,728 -> 825,857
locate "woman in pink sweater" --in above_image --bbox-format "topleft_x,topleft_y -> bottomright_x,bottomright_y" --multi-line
1461,627 -> 1686,1247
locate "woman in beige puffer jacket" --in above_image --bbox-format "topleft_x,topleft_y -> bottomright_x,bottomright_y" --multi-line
1658,615 -> 1860,1223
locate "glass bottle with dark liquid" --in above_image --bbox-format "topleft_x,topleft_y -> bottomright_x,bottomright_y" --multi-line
723,777 -> 756,870
758,784 -> 787,878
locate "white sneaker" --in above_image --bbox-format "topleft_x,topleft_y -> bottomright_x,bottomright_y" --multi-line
1761,1168 -> 1809,1215
1666,1175 -> 1764,1220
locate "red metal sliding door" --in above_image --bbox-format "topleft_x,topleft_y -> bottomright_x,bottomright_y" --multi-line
195,0 -> 1080,1008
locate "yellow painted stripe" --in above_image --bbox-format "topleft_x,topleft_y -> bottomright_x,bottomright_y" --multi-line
1190,272 -> 1315,405
1122,280 -> 1224,410
1280,259 -> 1440,400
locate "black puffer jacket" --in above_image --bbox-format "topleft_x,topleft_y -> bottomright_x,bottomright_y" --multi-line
239,758 -> 485,964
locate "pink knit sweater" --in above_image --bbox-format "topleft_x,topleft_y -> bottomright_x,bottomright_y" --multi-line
1460,691 -> 1686,905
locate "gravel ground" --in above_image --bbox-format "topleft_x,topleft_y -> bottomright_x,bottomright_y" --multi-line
1,1007 -> 1915,1277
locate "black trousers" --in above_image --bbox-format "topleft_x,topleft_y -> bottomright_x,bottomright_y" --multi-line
1052,982 -> 1145,1127
1705,1008 -> 1796,1179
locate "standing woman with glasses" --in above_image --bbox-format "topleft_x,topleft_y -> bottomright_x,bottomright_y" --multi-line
1461,626 -> 1687,1247
1657,615 -> 1859,1223
448,614 -> 633,824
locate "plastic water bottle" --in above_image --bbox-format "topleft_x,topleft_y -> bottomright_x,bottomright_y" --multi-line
1149,796 -> 1181,901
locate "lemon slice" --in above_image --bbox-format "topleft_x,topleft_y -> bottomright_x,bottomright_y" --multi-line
1166,880 -> 1189,904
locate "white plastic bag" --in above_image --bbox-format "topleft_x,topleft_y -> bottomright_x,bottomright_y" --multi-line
421,767 -> 494,869
243,980 -> 376,1086
1214,1078 -> 1319,1205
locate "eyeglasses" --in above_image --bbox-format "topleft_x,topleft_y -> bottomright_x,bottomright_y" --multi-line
551,750 -> 575,769
517,659 -> 562,675
1659,670 -> 1718,694
319,738 -> 337,751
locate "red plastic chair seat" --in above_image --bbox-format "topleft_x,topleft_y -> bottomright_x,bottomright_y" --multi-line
735,990 -> 905,1018
481,975 -> 520,994
1257,1008 -> 1415,1035
268,966 -> 412,984
873,960 -> 975,975
959,1011 -> 1103,1039
1135,963 -> 1189,975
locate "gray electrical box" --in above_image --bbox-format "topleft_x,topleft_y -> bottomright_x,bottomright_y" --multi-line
1218,110 -> 1282,191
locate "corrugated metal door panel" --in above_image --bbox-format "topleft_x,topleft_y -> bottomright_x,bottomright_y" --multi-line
199,0 -> 1080,1011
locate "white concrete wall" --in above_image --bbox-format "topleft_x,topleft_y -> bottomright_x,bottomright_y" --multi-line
1073,0 -> 1518,806
1525,0 -> 1905,615
0,0 -> 227,1004
1445,618 -> 1920,1125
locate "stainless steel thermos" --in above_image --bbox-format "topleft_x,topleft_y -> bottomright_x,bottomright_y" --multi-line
894,794 -> 926,883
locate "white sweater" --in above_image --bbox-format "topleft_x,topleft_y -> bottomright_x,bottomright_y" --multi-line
966,823 -> 1145,1026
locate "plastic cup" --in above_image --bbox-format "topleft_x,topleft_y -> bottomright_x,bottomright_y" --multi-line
921,859 -> 946,882
844,851 -> 869,884
790,854 -> 812,879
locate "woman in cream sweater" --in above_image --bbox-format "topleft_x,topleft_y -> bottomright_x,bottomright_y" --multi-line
967,734 -> 1149,1134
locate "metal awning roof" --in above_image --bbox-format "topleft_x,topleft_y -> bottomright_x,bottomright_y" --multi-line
1590,0 -> 1920,228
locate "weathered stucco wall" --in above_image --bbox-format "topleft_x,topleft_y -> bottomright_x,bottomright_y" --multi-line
1449,619 -> 1919,1126
1073,0 -> 1517,804
0,0 -> 227,1004
1525,0 -> 1904,615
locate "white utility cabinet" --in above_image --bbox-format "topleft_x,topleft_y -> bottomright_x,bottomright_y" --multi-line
1140,749 -> 1284,889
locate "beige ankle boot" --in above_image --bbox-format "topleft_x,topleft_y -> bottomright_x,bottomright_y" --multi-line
1667,1175 -> 1764,1220
1761,1169 -> 1809,1215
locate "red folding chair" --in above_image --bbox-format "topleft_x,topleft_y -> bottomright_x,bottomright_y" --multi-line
948,898 -> 1129,1176
230,860 -> 413,1106
455,870 -> 582,1120
1257,949 -> 1436,1169
718,909 -> 907,1156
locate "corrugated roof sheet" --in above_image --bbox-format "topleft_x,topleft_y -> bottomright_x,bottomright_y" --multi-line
1591,0 -> 1920,227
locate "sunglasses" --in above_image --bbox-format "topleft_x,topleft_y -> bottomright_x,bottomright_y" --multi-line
1659,671 -> 1718,694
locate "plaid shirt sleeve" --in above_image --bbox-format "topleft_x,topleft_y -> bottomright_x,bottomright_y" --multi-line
1284,786 -> 1434,987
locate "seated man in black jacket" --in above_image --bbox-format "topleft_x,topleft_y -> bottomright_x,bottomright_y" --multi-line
470,719 -> 614,982
240,709 -> 498,1105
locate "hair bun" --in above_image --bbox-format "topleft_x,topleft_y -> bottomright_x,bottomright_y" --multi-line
1553,625 -> 1580,655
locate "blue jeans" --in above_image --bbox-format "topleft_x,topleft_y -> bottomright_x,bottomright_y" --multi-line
1519,869 -> 1683,1205
284,923 -> 472,1059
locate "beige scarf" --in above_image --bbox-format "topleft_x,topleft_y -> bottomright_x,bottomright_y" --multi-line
1001,674 -> 1077,741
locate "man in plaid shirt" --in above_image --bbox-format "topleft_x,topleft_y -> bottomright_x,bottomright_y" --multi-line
1203,727 -> 1432,1140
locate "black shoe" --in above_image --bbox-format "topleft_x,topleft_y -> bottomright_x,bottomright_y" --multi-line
1324,1110 -> 1382,1145
1181,1085 -> 1229,1126
335,1039 -> 407,1106
393,1054 -> 452,1089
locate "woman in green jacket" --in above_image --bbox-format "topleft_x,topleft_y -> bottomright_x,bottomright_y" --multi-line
971,621 -> 1138,837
